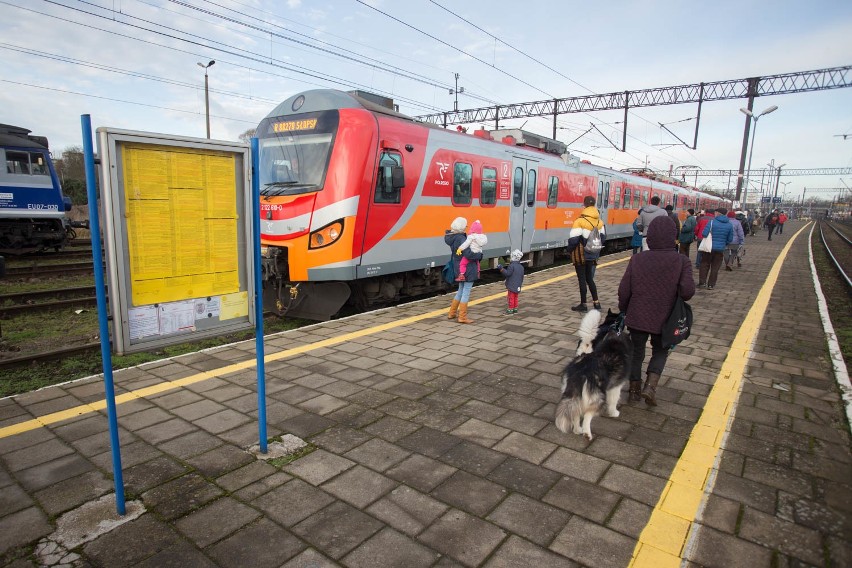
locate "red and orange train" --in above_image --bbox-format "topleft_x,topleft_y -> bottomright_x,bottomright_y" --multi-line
255,90 -> 730,319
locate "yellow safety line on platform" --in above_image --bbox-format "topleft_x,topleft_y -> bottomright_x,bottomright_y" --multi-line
0,257 -> 629,440
629,223 -> 810,568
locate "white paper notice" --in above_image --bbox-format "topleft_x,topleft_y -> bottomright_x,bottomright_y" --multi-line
194,296 -> 221,320
159,300 -> 196,334
128,305 -> 159,340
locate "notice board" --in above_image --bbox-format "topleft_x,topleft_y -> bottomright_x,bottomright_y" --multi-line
97,129 -> 254,354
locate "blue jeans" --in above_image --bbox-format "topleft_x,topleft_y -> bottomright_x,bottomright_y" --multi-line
454,281 -> 473,303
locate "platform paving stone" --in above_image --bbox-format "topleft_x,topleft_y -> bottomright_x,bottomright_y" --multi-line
320,464 -> 397,508
207,518 -> 305,568
292,501 -> 384,560
342,527 -> 438,568
142,472 -> 224,521
419,509 -> 507,567
0,221 -> 850,567
174,496 -> 261,548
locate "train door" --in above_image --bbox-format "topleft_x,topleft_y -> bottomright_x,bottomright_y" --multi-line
508,157 -> 539,252
597,173 -> 612,223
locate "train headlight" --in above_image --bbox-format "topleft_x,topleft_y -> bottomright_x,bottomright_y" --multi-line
309,220 -> 344,249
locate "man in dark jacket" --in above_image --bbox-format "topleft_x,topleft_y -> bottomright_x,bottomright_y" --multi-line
764,210 -> 779,240
619,216 -> 695,405
664,204 -> 681,234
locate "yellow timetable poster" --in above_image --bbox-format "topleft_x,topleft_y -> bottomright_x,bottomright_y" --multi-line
123,144 -> 240,306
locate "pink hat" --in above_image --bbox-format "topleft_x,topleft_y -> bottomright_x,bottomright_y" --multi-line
470,220 -> 483,234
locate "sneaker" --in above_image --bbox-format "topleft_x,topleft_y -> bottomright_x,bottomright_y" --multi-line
707,285 -> 714,290
593,302 -> 602,310
511,309 -> 518,314
571,304 -> 588,312
725,265 -> 732,271
503,309 -> 514,315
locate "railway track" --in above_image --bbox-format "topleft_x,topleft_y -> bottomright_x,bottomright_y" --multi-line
3,261 -> 98,279
819,221 -> 852,288
0,286 -> 100,317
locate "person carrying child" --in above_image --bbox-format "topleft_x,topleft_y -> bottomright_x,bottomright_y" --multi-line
498,250 -> 525,315
455,220 -> 487,281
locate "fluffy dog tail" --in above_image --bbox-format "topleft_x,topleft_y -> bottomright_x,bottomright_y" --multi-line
576,309 -> 601,355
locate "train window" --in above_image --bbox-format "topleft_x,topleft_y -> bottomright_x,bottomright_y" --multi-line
613,187 -> 621,210
623,188 -> 631,208
526,169 -> 536,207
453,162 -> 473,205
633,190 -> 640,208
481,167 -> 497,206
547,176 -> 558,207
30,154 -> 48,176
603,181 -> 610,208
6,151 -> 30,175
513,167 -> 523,207
597,181 -> 603,207
374,151 -> 402,204
642,191 -> 649,206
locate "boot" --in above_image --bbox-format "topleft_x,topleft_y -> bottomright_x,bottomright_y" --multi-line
628,381 -> 642,402
642,373 -> 661,406
448,299 -> 460,319
457,302 -> 473,324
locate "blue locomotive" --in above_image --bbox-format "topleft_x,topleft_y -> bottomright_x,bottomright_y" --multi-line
0,124 -> 74,253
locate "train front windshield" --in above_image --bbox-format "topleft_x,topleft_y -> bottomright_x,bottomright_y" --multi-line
258,113 -> 338,196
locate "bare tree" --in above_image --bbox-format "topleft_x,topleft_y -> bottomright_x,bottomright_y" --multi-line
238,128 -> 257,144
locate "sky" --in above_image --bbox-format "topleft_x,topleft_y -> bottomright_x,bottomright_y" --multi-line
1,0 -> 851,207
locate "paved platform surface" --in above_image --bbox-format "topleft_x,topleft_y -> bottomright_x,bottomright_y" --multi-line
1,220 -> 849,567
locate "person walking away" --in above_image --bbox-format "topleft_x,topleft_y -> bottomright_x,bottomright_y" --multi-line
618,216 -> 695,405
665,204 -> 681,234
455,220 -> 487,281
764,210 -> 779,241
631,211 -> 643,254
698,208 -> 734,289
568,196 -> 606,312
747,210 -> 756,236
693,209 -> 715,269
724,210 -> 745,271
637,195 -> 668,251
777,211 -> 788,234
735,210 -> 749,240
444,217 -> 483,323
498,250 -> 525,314
678,208 -> 696,259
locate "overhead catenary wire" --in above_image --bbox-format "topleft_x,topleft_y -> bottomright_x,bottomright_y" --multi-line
7,0 -> 714,171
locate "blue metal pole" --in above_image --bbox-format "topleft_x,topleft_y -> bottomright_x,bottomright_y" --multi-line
80,115 -> 126,515
251,138 -> 267,453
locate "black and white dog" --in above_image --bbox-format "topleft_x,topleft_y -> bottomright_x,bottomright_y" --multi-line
554,309 -> 632,441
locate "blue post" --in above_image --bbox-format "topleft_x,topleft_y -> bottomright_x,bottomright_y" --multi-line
251,138 -> 267,453
81,115 -> 126,515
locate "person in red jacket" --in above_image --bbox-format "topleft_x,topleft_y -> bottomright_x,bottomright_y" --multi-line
618,216 -> 695,405
777,211 -> 788,234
